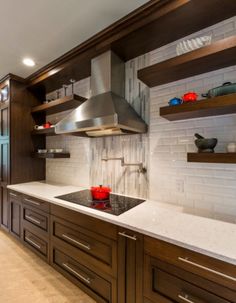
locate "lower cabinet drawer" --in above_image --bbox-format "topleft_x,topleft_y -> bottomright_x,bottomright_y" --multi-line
52,216 -> 115,270
23,229 -> 48,259
23,207 -> 48,231
144,237 -> 236,291
52,248 -> 112,303
144,255 -> 235,303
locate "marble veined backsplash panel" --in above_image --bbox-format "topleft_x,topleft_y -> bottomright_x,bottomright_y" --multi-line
90,54 -> 150,198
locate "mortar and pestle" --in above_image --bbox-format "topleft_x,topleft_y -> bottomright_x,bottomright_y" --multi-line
194,133 -> 218,153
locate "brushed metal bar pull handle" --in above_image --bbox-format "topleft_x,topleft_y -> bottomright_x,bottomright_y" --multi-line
62,234 -> 91,250
10,193 -> 17,197
178,294 -> 195,303
178,257 -> 236,282
24,198 -> 41,206
25,237 -> 41,249
62,263 -> 91,284
118,231 -> 137,241
25,215 -> 41,225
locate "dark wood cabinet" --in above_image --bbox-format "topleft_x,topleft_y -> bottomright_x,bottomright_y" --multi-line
117,228 -> 143,303
0,187 -> 9,230
0,75 -> 45,230
9,191 -> 22,239
50,205 -> 118,303
21,194 -> 50,262
2,191 -> 236,303
144,236 -> 236,303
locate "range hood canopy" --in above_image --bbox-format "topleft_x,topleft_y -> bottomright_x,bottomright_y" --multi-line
55,51 -> 147,137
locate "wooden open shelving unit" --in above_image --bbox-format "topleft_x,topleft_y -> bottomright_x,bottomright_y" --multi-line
32,152 -> 70,159
187,153 -> 236,164
31,94 -> 86,115
159,93 -> 236,121
138,36 -> 236,87
26,1 -> 236,94
31,127 -> 56,136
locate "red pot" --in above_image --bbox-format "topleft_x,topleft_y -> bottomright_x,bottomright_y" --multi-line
43,122 -> 52,128
91,185 -> 111,200
182,92 -> 198,102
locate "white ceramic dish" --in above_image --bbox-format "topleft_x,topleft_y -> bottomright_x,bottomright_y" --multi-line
37,149 -> 47,154
176,35 -> 212,56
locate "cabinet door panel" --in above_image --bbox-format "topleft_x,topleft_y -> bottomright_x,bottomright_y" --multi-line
10,198 -> 21,238
1,142 -> 9,184
118,228 -> 143,303
1,107 -> 9,137
0,187 -> 9,229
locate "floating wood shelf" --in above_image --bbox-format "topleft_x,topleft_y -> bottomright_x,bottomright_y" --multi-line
138,36 -> 236,87
159,93 -> 236,121
31,94 -> 86,115
187,153 -> 236,164
27,1 -> 236,94
31,127 -> 56,136
32,153 -> 70,159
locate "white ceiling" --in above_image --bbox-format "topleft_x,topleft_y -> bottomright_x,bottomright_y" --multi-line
0,0 -> 149,79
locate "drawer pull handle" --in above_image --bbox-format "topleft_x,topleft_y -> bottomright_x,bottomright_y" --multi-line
178,257 -> 236,282
62,234 -> 91,250
24,198 -> 41,206
118,231 -> 137,241
178,294 -> 195,303
25,237 -> 41,249
25,215 -> 41,225
62,263 -> 91,284
10,193 -> 17,197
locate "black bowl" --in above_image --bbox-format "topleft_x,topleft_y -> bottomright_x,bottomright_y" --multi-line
195,138 -> 218,153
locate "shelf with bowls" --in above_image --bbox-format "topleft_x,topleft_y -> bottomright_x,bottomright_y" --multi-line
159,93 -> 236,121
187,153 -> 236,164
32,152 -> 70,159
31,94 -> 86,115
137,36 -> 236,87
31,127 -> 57,136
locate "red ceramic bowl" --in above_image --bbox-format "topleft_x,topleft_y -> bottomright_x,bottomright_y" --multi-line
91,186 -> 111,200
182,92 -> 198,102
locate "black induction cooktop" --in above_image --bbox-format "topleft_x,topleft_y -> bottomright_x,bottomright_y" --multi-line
55,190 -> 145,216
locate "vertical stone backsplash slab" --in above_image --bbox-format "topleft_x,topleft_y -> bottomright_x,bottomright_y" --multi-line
90,54 -> 150,198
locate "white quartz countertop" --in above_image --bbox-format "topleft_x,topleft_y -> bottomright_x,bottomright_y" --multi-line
8,181 -> 236,266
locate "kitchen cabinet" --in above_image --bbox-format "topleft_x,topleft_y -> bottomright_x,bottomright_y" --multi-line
0,75 -> 45,230
9,191 -> 22,239
2,191 -> 236,303
117,228 -> 143,303
144,236 -> 236,303
0,187 -> 9,230
22,194 -> 50,262
50,204 -> 118,303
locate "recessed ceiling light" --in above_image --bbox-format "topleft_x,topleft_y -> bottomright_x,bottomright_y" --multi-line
23,58 -> 35,67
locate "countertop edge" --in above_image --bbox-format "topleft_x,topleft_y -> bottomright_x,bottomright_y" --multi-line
7,184 -> 236,266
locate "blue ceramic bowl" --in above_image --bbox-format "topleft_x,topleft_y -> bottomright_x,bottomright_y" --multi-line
168,97 -> 182,106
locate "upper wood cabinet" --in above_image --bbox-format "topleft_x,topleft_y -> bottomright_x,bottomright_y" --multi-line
0,74 -> 45,230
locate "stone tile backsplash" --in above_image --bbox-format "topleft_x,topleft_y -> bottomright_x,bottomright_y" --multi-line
46,16 -> 236,221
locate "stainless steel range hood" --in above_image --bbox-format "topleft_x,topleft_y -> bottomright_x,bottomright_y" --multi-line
55,51 -> 148,137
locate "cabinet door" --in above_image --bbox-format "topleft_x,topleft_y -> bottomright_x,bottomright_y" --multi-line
0,106 -> 9,137
0,187 -> 9,230
118,228 -> 143,303
0,140 -> 9,186
9,192 -> 22,239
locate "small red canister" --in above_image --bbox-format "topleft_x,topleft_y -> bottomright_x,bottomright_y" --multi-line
182,92 -> 198,102
91,185 -> 111,200
43,122 -> 52,128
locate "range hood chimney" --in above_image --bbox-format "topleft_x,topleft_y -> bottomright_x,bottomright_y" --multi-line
55,51 -> 148,137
